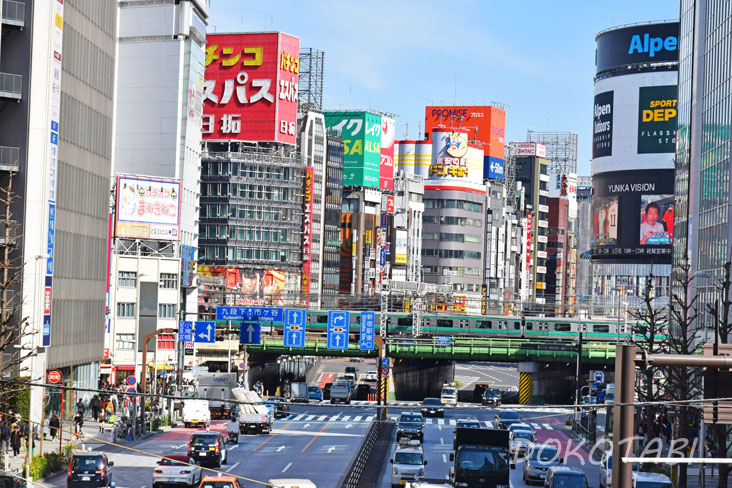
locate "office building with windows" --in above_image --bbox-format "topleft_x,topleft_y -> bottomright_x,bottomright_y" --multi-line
322,135 -> 344,306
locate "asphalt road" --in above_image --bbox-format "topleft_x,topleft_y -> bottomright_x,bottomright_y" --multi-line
454,361 -> 520,392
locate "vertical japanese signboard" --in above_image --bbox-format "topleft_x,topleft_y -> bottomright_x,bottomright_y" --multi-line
301,167 -> 314,306
379,116 -> 395,190
43,0 -> 64,346
203,32 -> 300,145
115,176 -> 181,240
324,111 -> 382,188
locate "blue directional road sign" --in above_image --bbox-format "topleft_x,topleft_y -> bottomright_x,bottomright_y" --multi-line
359,311 -> 375,350
436,336 -> 451,346
239,322 -> 261,345
217,306 -> 283,322
194,321 -> 216,343
327,310 -> 349,349
178,321 -> 193,342
382,357 -> 390,368
283,309 -> 306,348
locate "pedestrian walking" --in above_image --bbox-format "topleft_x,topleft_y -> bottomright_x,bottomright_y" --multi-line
76,399 -> 85,417
0,417 -> 10,456
98,410 -> 105,433
90,395 -> 100,422
49,413 -> 60,440
111,393 -> 118,414
73,411 -> 83,439
9,423 -> 21,457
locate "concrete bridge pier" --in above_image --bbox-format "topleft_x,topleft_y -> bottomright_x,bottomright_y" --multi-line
391,358 -> 454,401
518,362 -> 577,405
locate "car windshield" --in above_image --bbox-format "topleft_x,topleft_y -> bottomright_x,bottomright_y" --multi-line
394,452 -> 423,465
191,436 -> 216,447
636,482 -> 673,488
72,456 -> 103,471
530,447 -> 559,462
484,389 -> 500,397
200,483 -> 236,488
423,398 -> 441,406
442,388 -> 456,396
552,474 -> 587,488
457,421 -> 481,428
499,411 -> 519,420
513,430 -> 534,440
400,415 -> 422,424
159,456 -> 189,466
456,448 -> 508,473
308,387 -> 319,392
368,371 -> 377,375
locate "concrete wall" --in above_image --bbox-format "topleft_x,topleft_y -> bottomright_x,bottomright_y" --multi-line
391,359 -> 454,400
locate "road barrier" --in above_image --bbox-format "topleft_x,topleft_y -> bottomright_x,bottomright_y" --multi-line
340,412 -> 394,488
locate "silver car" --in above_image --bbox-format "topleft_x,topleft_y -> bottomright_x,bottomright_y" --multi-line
523,444 -> 561,484
509,429 -> 535,457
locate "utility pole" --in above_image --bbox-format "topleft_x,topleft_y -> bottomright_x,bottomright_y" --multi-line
574,332 -> 583,429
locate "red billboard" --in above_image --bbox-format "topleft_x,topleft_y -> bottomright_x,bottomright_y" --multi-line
380,116 -> 395,190
203,32 -> 300,145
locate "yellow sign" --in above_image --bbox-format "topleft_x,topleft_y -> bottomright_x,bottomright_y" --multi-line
535,282 -> 546,290
395,254 -> 407,265
365,230 -> 372,244
352,243 -> 357,256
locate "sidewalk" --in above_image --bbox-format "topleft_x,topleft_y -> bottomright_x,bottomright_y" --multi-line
1,416 -> 167,482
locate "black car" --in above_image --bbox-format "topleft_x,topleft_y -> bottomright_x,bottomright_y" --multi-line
396,412 -> 425,442
323,382 -> 332,400
67,454 -> 114,487
421,397 -> 444,417
188,432 -> 228,468
344,366 -> 357,375
495,410 -> 521,429
452,418 -> 482,449
355,383 -> 371,400
267,397 -> 290,419
0,473 -> 26,488
482,388 -> 502,406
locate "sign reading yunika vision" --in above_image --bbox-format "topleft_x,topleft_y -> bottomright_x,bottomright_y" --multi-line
637,85 -> 677,154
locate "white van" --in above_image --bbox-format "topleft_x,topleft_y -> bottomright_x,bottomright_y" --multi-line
440,385 -> 457,406
182,399 -> 211,428
268,479 -> 316,488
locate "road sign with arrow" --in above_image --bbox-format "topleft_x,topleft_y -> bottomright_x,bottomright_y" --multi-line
327,310 -> 349,349
283,309 -> 306,348
194,321 -> 216,343
239,322 -> 261,345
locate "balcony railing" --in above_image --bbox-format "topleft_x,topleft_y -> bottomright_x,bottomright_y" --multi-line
0,146 -> 20,172
1,0 -> 24,27
0,72 -> 22,100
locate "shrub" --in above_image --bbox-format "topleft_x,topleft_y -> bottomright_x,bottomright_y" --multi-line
28,455 -> 48,480
152,417 -> 161,431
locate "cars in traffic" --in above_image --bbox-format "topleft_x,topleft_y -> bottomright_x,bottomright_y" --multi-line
0,473 -> 26,488
267,479 -> 316,488
152,455 -> 202,488
330,383 -> 352,404
508,422 -> 533,434
482,387 -> 502,406
391,439 -> 426,487
452,418 -> 482,449
182,399 -> 211,429
440,385 -> 458,406
544,466 -> 589,488
307,385 -> 323,401
66,453 -> 114,487
450,428 -> 510,487
495,410 -> 522,429
523,444 -> 562,484
396,412 -> 425,442
188,432 -> 228,468
509,429 -> 535,457
355,383 -> 371,400
421,397 -> 444,417
632,472 -> 674,488
265,397 -> 290,419
344,366 -> 357,375
364,370 -> 378,382
198,475 -> 243,488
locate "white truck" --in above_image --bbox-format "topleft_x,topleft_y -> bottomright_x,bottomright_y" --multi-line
182,399 -> 211,428
232,388 -> 274,434
197,372 -> 237,418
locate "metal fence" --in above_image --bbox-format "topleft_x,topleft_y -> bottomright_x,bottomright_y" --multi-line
341,414 -> 392,488
0,72 -> 22,98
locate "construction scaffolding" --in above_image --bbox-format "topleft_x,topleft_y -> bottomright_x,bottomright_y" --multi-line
298,48 -> 325,113
503,146 -> 517,205
526,130 -> 578,175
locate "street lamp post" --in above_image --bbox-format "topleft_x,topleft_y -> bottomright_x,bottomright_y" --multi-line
132,272 -> 148,440
692,270 -> 711,487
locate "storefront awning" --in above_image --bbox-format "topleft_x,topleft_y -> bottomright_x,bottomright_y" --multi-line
147,363 -> 173,371
116,365 -> 135,371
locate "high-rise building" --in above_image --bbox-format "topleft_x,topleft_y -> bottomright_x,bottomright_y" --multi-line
674,0 -> 731,330
546,197 -> 569,314
392,171 -> 424,283
0,0 -> 117,423
576,176 -> 593,314
322,135 -> 344,307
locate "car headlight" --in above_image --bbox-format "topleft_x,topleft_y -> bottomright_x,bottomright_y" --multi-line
419,469 -> 425,476
393,468 -> 398,475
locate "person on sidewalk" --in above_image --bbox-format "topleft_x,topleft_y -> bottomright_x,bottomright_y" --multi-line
73,411 -> 84,439
49,413 -> 60,440
0,417 -> 10,456
98,410 -> 106,433
90,395 -> 100,422
76,399 -> 85,418
9,423 -> 21,457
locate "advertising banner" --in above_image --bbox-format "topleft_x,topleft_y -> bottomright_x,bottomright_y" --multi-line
486,157 -> 505,180
591,169 -> 674,262
637,85 -> 677,153
203,32 -> 300,144
181,245 -> 196,287
380,116 -> 395,190
115,176 -> 181,240
197,266 -> 286,308
593,91 -> 614,158
513,142 -> 546,158
596,22 -> 679,75
395,229 -> 408,265
325,111 -> 382,188
429,129 -> 484,185
301,167 -> 315,306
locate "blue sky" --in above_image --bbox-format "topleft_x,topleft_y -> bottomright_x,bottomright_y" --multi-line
207,1 -> 680,175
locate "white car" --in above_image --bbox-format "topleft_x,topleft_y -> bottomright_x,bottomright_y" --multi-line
365,371 -> 378,382
391,440 -> 426,487
633,471 -> 673,488
440,386 -> 457,406
268,479 -> 317,488
509,429 -> 535,457
508,422 -> 533,435
152,455 -> 202,488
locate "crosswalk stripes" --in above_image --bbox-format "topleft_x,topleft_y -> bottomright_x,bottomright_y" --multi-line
280,414 -> 557,429
484,421 -> 494,429
531,423 -> 541,429
292,414 -> 305,421
305,415 -> 315,421
341,415 -> 351,422
353,415 -> 362,422
317,415 -> 328,421
543,423 -> 553,430
329,415 -> 340,421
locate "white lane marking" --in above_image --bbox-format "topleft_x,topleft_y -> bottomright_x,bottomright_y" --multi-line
438,424 -> 442,431
342,416 -> 351,422
437,418 -> 444,425
440,437 -> 444,445
228,445 -> 238,451
327,445 -> 336,453
329,415 -> 340,421
543,423 -> 553,430
449,419 -> 456,426
277,445 -> 286,452
318,415 -> 328,422
303,423 -> 311,429
282,462 -> 292,473
305,415 -> 316,421
485,421 -> 494,429
292,414 -> 305,421
346,424 -> 353,429
226,462 -> 240,472
442,454 -> 447,463
172,443 -> 187,449
425,418 -> 433,425
532,423 -> 541,429
365,416 -> 374,422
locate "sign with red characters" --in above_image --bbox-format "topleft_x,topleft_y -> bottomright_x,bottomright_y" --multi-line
203,32 -> 300,145
301,167 -> 315,306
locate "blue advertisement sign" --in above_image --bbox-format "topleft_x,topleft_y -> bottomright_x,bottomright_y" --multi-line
379,249 -> 385,266
181,245 -> 196,287
359,311 -> 375,350
485,156 -> 505,180
216,306 -> 283,322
